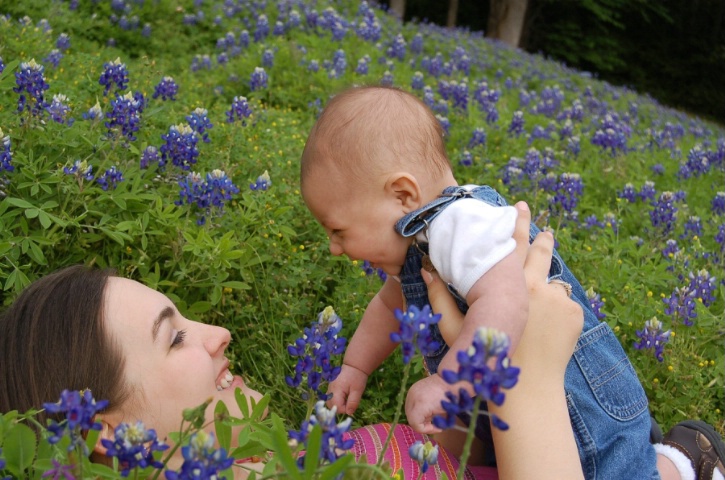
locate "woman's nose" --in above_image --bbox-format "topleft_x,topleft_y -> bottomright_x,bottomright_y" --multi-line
204,324 -> 231,354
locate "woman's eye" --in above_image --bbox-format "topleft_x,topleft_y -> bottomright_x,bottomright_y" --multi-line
171,329 -> 187,348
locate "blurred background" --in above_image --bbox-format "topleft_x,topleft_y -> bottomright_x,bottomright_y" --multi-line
379,0 -> 725,125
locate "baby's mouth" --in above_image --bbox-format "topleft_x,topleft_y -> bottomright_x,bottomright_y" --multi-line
216,368 -> 234,391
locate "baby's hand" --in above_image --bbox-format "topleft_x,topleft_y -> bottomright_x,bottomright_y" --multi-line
405,374 -> 451,435
326,364 -> 369,415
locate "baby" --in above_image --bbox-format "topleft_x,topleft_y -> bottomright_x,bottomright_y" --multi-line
300,86 -> 659,478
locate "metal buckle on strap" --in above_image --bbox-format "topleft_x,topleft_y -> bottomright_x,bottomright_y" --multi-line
439,188 -> 472,199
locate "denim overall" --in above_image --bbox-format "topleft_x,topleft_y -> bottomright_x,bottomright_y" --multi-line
395,185 -> 659,479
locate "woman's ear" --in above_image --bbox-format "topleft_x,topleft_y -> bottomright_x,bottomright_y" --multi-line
92,418 -> 115,457
385,173 -> 422,213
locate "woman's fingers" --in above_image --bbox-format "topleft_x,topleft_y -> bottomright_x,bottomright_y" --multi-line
422,269 -> 464,345
523,231 -> 555,286
512,201 -> 532,263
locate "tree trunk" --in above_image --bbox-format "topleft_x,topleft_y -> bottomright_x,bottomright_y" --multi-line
390,0 -> 406,20
487,0 -> 529,48
447,0 -> 459,28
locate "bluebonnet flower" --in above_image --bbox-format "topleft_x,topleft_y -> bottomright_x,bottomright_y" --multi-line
618,183 -> 638,203
96,166 -> 123,191
380,70 -> 394,87
273,20 -> 285,35
186,107 -> 213,143
165,431 -> 233,480
176,169 -> 239,225
436,115 -> 450,137
508,110 -> 525,137
409,441 -> 439,474
327,49 -> 346,79
47,94 -> 73,125
140,146 -> 160,169
633,317 -> 671,362
687,269 -> 717,307
389,305 -> 442,364
0,56 -> 4,75
678,145 -> 710,179
360,260 -> 387,281
716,224 -> 725,251
142,23 -> 151,37
528,125 -> 553,144
582,214 -> 605,230
286,306 -> 346,400
433,389 -> 475,430
682,216 -> 702,239
663,286 -> 697,326
41,460 -> 74,479
410,32 -> 424,54
1,129 -> 13,173
82,100 -> 103,121
532,85 -> 564,117
566,136 -> 581,157
307,59 -> 320,73
422,85 -> 435,109
44,49 -> 64,68
99,58 -> 129,96
451,81 -> 469,111
44,389 -> 109,453
551,173 -> 583,214
288,401 -> 354,467
355,55 -> 370,75
459,150 -> 473,167
639,181 -> 656,202
102,421 -> 168,476
239,30 -> 250,48
191,54 -> 212,72
14,59 -> 50,117
226,96 -> 252,124
161,123 -> 199,170
468,127 -> 486,149
650,191 -> 677,235
712,192 -> 725,216
586,287 -> 606,320
56,33 -> 70,51
386,34 -> 407,61
355,4 -> 381,42
662,239 -> 679,259
152,76 -> 178,101
411,71 -> 424,90
519,89 -> 533,108
36,18 -> 52,32
435,327 -> 519,430
474,81 -> 500,124
216,52 -> 229,66
63,159 -> 93,181
591,113 -> 630,156
288,9 -> 302,29
249,67 -> 268,91
254,13 -> 269,42
105,91 -> 143,142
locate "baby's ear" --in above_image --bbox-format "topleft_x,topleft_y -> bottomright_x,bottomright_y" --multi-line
386,173 -> 421,212
92,418 -> 115,457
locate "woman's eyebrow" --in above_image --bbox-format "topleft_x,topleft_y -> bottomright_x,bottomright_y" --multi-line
152,306 -> 175,343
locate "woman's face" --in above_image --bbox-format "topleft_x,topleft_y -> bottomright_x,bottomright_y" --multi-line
102,277 -> 263,442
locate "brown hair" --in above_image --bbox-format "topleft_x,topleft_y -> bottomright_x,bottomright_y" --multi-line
0,265 -> 130,424
301,85 -> 451,183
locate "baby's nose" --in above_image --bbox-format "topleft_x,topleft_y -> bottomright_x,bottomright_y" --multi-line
329,242 -> 343,256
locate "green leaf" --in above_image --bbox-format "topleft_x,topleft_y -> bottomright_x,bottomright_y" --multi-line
220,280 -> 251,290
302,425 -> 322,476
37,210 -> 52,229
3,423 -> 37,476
319,455 -> 355,479
4,197 -> 34,209
214,400 -> 232,450
24,208 -> 39,219
271,414 -> 302,480
250,395 -> 271,421
235,389 -> 250,419
188,301 -> 212,314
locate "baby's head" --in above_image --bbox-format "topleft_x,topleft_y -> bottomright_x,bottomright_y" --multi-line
300,86 -> 456,275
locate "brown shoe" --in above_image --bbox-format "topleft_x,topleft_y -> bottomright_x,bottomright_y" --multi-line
662,420 -> 725,479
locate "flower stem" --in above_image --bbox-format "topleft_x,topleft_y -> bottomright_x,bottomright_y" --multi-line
376,360 -> 411,467
456,395 -> 482,479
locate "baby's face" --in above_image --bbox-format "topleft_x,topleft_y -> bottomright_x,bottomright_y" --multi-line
301,173 -> 412,276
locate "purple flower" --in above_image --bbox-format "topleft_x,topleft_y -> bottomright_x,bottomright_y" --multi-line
411,71 -> 424,90
1,129 -> 13,173
152,76 -> 178,101
434,327 -> 519,430
102,421 -> 168,476
360,260 -> 387,281
618,183 -> 637,203
591,113 -> 630,156
82,101 -> 103,121
389,305 -> 442,364
380,70 -> 394,87
468,127 -> 486,149
550,172 -> 583,214
508,110 -> 525,137
451,81 -> 469,111
0,56 -> 4,75
249,170 -> 271,191
459,150 -> 473,167
56,33 -> 71,51
140,146 -> 160,169
663,286 -> 697,326
164,431 -> 233,480
226,96 -> 252,124
712,192 -> 725,216
436,115 -> 450,137
44,49 -> 64,68
288,401 -> 354,467
411,32 -> 423,54
327,49 -> 346,79
63,159 -> 93,181
651,163 -> 665,175
191,54 -> 212,72
682,216 -> 702,239
44,389 -> 109,453
99,57 -> 129,96
586,287 -> 606,320
633,318 -> 671,362
105,91 -> 143,142
678,145 -> 710,179
639,181 -> 656,202
41,460 -> 75,480
286,306 -> 346,400
386,33 -> 407,61
687,269 -> 717,307
96,166 -> 123,191
650,191 -> 677,235
160,123 -> 199,170
254,13 -> 269,42
355,55 -> 370,75
662,239 -> 679,259
249,67 -> 268,91
47,94 -> 73,125
186,107 -> 213,143
409,441 -> 439,474
14,59 -> 50,117
176,169 -> 239,225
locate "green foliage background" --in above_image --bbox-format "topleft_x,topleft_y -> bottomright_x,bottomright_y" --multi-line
0,0 -> 723,459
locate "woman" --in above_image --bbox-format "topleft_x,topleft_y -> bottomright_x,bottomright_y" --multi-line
1,203 -> 721,479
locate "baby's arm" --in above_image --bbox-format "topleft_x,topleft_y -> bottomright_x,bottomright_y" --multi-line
327,277 -> 403,415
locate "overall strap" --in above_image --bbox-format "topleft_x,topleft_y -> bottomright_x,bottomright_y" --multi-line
394,185 -> 475,237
